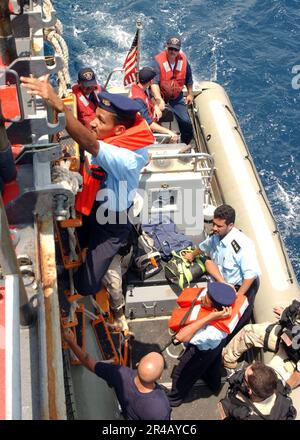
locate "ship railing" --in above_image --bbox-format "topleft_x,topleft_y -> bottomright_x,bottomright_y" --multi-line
153,133 -> 172,144
3,274 -> 22,420
0,196 -> 37,420
104,68 -> 125,90
150,151 -> 215,190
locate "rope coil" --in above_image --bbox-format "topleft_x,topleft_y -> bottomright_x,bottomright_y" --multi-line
51,160 -> 82,197
43,0 -> 71,97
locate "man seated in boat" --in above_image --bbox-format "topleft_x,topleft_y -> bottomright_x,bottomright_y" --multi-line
63,328 -> 171,420
72,67 -> 102,129
20,76 -> 155,323
185,204 -> 260,338
219,362 -> 296,420
167,282 -> 243,407
223,299 -> 300,395
130,66 -> 178,142
150,36 -> 194,145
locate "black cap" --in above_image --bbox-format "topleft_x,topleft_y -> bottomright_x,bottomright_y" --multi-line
138,67 -> 156,84
167,36 -> 181,50
96,90 -> 141,116
207,282 -> 236,307
78,67 -> 97,87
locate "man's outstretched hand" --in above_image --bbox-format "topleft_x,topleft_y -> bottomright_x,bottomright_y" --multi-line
20,75 -> 65,113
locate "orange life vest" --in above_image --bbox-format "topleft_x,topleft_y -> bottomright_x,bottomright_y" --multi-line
155,50 -> 187,101
130,84 -> 154,120
72,84 -> 101,128
168,286 -> 249,334
75,115 -> 154,216
75,159 -> 106,216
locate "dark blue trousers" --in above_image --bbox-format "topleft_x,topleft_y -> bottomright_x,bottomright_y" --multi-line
167,344 -> 223,407
226,277 -> 260,343
168,93 -> 193,145
74,204 -> 132,296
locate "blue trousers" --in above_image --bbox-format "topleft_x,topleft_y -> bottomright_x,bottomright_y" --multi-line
226,277 -> 260,343
74,204 -> 132,296
168,93 -> 193,145
167,344 -> 223,407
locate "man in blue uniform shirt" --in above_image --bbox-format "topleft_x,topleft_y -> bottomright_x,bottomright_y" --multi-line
20,77 -> 154,299
185,204 -> 260,334
167,282 -> 237,407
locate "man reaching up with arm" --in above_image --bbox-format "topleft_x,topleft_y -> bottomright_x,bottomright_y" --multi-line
63,329 -> 171,420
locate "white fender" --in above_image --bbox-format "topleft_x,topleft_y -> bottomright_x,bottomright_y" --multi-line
194,81 -> 300,324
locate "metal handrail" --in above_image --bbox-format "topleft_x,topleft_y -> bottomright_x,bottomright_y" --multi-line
0,196 -> 36,327
104,68 -> 125,89
0,68 -> 25,123
153,133 -> 172,144
150,152 -> 215,184
5,274 -> 21,420
0,196 -> 35,420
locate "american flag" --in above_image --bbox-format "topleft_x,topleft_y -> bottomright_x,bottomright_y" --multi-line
123,29 -> 140,86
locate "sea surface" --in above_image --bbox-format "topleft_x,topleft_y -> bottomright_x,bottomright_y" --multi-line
54,0 -> 300,280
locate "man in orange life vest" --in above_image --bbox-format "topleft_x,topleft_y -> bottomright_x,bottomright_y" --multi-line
20,76 -> 155,300
166,282 -> 238,407
72,67 -> 102,129
150,36 -> 194,145
130,67 -> 178,142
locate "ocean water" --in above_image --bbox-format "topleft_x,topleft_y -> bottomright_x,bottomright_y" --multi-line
54,0 -> 300,280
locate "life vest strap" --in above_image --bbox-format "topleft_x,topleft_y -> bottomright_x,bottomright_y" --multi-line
84,158 -> 105,180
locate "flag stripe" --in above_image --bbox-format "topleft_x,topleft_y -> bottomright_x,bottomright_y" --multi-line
123,30 -> 139,86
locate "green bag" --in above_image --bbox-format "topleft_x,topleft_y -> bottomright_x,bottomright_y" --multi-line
164,247 -> 208,289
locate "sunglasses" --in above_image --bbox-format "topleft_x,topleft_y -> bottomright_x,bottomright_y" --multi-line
168,47 -> 179,52
243,373 -> 250,388
243,371 -> 258,396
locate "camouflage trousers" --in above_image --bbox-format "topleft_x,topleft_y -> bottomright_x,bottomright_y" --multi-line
102,248 -> 133,311
223,322 -> 296,382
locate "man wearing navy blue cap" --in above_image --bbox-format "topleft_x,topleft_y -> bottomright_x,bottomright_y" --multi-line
185,204 -> 260,336
130,67 -> 178,141
20,76 -> 154,326
166,282 -> 242,407
72,67 -> 102,129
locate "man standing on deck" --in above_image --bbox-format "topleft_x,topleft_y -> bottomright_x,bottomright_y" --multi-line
185,204 -> 260,337
150,36 -> 194,145
63,329 -> 171,420
130,66 -> 178,141
20,77 -> 154,320
72,67 -> 102,129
